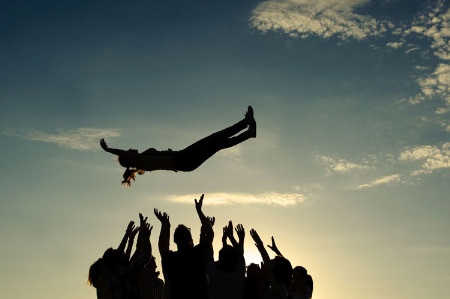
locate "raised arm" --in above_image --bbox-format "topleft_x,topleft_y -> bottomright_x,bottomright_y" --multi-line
125,225 -> 140,260
200,216 -> 215,244
135,213 -> 152,257
117,221 -> 136,253
154,209 -> 171,256
235,223 -> 245,255
250,229 -> 270,265
221,226 -> 228,248
224,221 -> 240,249
267,236 -> 283,257
195,194 -> 214,246
100,138 -> 127,156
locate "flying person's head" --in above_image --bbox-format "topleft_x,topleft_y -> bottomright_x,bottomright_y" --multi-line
121,168 -> 137,187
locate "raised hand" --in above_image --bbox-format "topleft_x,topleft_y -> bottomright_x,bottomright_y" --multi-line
100,138 -> 108,150
233,223 -> 245,254
267,236 -> 282,256
126,221 -> 136,235
154,209 -> 170,225
235,224 -> 245,241
195,194 -> 205,212
250,229 -> 270,264
222,226 -> 228,246
129,226 -> 140,241
224,221 -> 234,237
207,216 -> 215,227
250,229 -> 264,248
139,213 -> 148,228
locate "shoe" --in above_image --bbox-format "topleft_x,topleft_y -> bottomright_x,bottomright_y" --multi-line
245,106 -> 256,126
248,124 -> 257,138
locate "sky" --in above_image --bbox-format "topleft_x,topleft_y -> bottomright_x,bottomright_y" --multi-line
1,0 -> 449,298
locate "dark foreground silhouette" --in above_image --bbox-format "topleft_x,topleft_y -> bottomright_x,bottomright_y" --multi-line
88,194 -> 313,299
100,106 -> 257,186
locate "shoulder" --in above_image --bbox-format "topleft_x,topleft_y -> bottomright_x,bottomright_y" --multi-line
142,148 -> 158,155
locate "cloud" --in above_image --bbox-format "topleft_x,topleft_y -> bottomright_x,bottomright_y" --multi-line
387,41 -> 403,49
167,192 -> 306,206
216,145 -> 242,162
413,63 -> 450,108
357,174 -> 402,189
399,143 -> 450,175
250,0 -> 450,114
250,0 -> 392,41
317,155 -> 373,174
405,1 -> 450,61
3,127 -> 121,151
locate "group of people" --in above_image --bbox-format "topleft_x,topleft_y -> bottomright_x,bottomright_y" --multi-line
88,194 -> 313,299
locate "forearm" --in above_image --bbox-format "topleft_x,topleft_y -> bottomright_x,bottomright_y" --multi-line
125,238 -> 134,260
256,243 -> 270,264
158,224 -> 170,255
117,233 -> 128,253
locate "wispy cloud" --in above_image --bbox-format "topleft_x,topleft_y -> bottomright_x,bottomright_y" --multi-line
250,0 -> 391,41
357,174 -> 402,189
2,127 -> 121,151
317,155 -> 373,174
216,145 -> 243,162
250,0 -> 450,115
167,192 -> 306,206
399,143 -> 450,175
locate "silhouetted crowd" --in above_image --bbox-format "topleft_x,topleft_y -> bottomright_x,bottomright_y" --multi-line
88,194 -> 313,299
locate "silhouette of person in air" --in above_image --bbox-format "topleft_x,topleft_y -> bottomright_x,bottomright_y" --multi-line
100,106 -> 256,186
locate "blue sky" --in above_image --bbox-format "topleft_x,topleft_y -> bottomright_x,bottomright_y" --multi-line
1,1 -> 449,299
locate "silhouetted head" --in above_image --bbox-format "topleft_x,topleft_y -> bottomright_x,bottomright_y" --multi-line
174,225 -> 193,249
217,245 -> 240,273
293,266 -> 313,292
246,263 -> 261,279
272,256 -> 293,288
102,248 -> 127,270
88,258 -> 103,288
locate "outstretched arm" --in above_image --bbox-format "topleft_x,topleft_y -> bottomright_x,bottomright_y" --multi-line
195,194 -> 214,246
267,236 -> 283,257
250,229 -> 270,265
200,216 -> 215,244
100,138 -> 127,156
135,213 -> 153,260
235,224 -> 245,255
154,209 -> 171,256
117,221 -> 135,253
125,225 -> 140,260
224,221 -> 240,249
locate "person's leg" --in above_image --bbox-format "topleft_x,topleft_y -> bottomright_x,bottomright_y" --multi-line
175,106 -> 256,171
181,106 -> 255,154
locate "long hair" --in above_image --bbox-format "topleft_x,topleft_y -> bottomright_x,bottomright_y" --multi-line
121,168 -> 145,187
88,258 -> 103,288
122,168 -> 137,187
